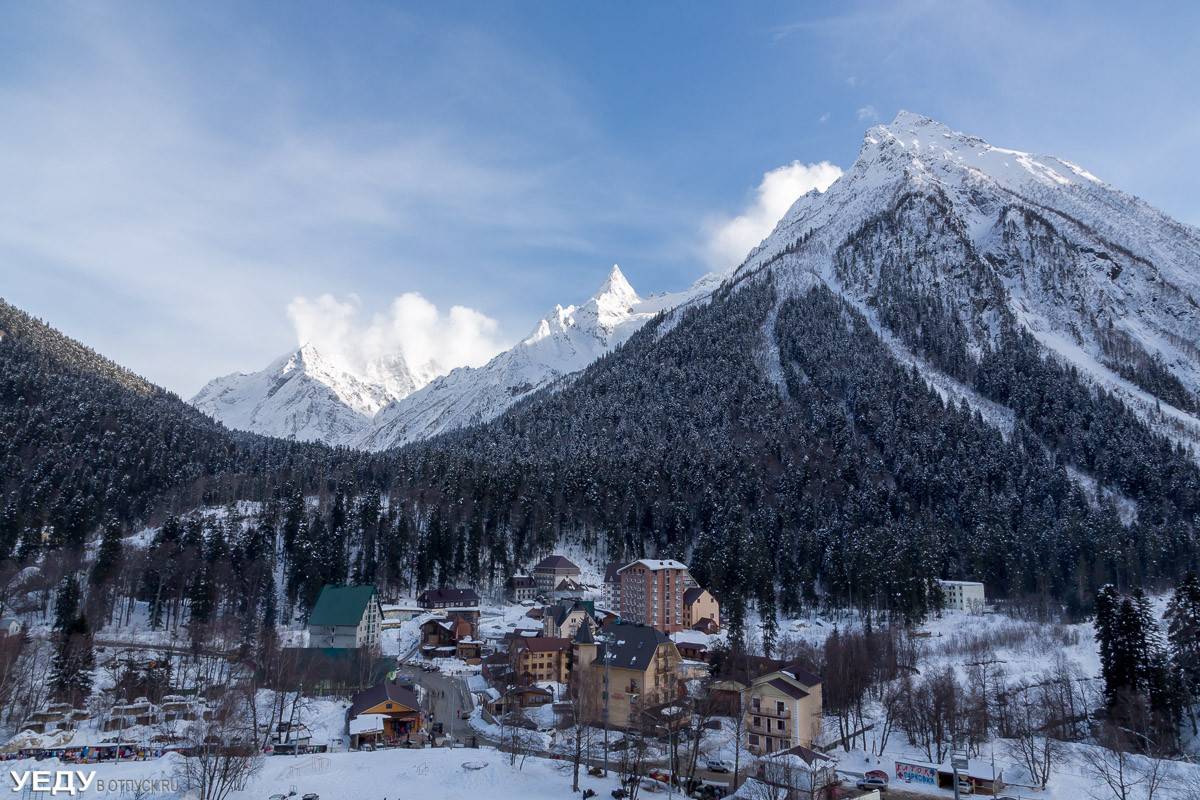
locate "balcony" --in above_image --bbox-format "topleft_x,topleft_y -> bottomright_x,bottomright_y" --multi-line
749,703 -> 791,720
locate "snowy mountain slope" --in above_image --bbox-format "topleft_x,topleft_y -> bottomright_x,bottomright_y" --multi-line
190,342 -> 419,443
190,266 -> 724,448
735,110 -> 1200,448
356,265 -> 723,450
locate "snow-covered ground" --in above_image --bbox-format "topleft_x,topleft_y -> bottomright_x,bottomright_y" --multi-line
2,744 -> 627,800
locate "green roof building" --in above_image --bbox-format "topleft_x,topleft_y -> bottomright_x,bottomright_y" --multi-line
307,585 -> 383,650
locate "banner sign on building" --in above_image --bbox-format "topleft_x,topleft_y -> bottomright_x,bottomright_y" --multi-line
895,761 -> 937,785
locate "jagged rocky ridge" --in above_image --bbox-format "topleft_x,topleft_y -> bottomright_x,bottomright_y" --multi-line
191,265 -> 722,447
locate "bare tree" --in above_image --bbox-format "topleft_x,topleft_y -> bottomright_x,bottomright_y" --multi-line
564,667 -> 601,791
1004,685 -> 1063,789
1080,724 -> 1170,800
174,691 -> 263,800
898,667 -> 961,763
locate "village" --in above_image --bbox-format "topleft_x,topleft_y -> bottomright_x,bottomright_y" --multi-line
0,553 -> 1013,800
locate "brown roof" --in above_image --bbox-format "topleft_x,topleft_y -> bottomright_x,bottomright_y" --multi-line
349,681 -> 419,719
533,555 -> 580,573
714,653 -> 784,685
514,637 -> 571,653
766,677 -> 810,700
780,663 -> 822,687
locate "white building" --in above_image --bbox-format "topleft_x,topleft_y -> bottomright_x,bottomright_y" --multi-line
937,580 -> 986,612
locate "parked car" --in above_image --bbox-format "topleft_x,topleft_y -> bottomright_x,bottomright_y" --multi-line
856,775 -> 888,791
458,709 -> 471,719
647,769 -> 671,784
705,759 -> 732,773
302,795 -> 320,800
957,778 -> 974,794
611,790 -> 628,799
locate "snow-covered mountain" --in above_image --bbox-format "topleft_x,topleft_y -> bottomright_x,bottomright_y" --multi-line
190,343 -> 420,443
736,110 -> 1200,447
356,265 -> 722,450
191,266 -> 722,447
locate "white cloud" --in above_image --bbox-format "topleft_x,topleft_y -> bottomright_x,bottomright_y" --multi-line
856,105 -> 880,122
287,293 -> 505,380
704,161 -> 843,268
818,112 -> 831,124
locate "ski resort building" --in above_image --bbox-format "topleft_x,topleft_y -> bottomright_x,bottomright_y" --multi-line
505,572 -> 537,603
306,585 -> 383,650
937,580 -> 986,612
682,586 -> 720,630
571,621 -> 682,729
617,559 -> 691,633
346,679 -> 423,748
417,586 -> 481,610
745,664 -> 824,755
532,554 -> 582,593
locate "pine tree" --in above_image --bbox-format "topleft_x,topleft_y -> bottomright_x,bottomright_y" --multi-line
1094,584 -> 1121,706
50,580 -> 94,706
1165,572 -> 1200,732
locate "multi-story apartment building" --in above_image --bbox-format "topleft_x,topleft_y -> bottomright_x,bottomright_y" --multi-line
571,622 -> 682,729
937,580 -> 986,612
602,562 -> 623,610
532,555 -> 582,593
306,585 -> 383,650
510,637 -> 572,684
617,559 -> 690,633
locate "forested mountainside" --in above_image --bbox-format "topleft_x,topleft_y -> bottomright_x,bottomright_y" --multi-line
3,113 -> 1199,639
0,298 -> 379,557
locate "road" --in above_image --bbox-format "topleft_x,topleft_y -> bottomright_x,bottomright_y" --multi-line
394,664 -> 477,743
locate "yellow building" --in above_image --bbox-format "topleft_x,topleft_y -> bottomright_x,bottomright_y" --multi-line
682,587 -> 720,630
746,664 -> 823,755
572,622 -> 682,729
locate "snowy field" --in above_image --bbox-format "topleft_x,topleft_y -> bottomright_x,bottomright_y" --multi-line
2,745 -> 625,799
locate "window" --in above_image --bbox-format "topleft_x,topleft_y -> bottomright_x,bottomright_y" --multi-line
776,701 -> 785,714
749,735 -> 759,746
776,720 -> 784,731
753,716 -> 761,727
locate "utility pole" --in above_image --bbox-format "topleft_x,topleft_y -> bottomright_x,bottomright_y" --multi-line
602,632 -> 610,776
951,747 -> 969,800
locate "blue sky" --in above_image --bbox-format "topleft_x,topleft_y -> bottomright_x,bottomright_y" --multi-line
2,1 -> 1198,395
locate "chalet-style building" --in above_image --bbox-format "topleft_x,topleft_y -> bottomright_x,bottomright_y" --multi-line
542,598 -> 597,639
572,622 -> 682,728
419,612 -> 480,660
745,663 -> 824,754
510,636 -> 572,684
618,559 -> 691,633
346,680 -> 422,748
682,587 -> 720,630
550,576 -> 587,600
417,586 -> 480,611
506,573 -> 537,603
306,585 -> 383,649
532,555 -> 581,593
